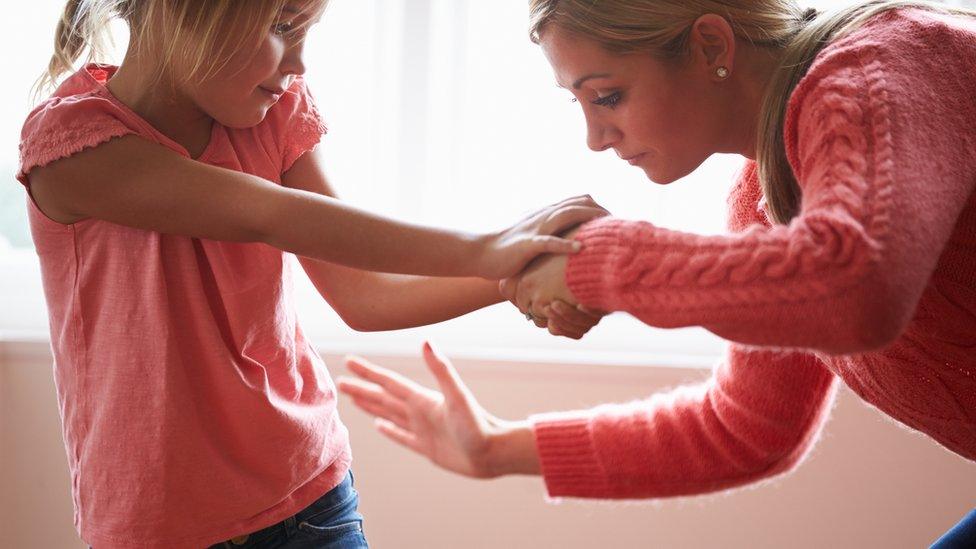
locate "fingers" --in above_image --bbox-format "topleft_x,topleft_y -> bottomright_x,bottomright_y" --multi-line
375,418 -> 424,454
531,235 -> 582,255
344,356 -> 427,401
546,301 -> 601,340
337,377 -> 411,427
553,300 -> 603,327
578,304 -> 609,317
422,342 -> 474,403
499,277 -> 518,303
540,205 -> 608,236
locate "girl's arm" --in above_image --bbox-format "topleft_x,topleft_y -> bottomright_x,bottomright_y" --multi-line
283,149 -> 603,334
337,342 -> 837,499
27,134 -> 604,279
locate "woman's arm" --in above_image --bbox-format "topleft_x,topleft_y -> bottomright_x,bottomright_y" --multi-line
338,342 -> 837,499
509,47 -> 976,355
27,135 -> 603,279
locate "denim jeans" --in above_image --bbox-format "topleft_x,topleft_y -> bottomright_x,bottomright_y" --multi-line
931,509 -> 976,549
209,471 -> 367,549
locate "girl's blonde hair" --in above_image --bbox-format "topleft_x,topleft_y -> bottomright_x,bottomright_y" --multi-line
38,0 -> 324,98
528,0 -> 976,224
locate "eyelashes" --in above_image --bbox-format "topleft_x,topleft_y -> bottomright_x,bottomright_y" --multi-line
569,92 -> 623,110
591,92 -> 621,109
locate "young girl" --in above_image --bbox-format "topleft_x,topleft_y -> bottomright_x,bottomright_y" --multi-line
16,1 -> 606,547
338,0 -> 976,546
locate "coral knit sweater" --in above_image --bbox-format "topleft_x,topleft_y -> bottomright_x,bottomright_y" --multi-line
532,8 -> 976,499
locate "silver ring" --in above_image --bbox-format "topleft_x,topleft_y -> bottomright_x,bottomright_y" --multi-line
525,312 -> 535,322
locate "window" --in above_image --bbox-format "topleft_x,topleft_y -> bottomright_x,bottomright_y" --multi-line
3,0 -> 969,365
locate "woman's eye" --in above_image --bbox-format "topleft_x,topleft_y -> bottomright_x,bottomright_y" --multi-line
591,92 -> 622,109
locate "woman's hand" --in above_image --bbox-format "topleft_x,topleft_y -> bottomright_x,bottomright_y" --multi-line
337,343 -> 539,478
476,195 -> 609,280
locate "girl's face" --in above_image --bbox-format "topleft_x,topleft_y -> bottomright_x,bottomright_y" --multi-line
539,25 -> 730,184
182,2 -> 324,129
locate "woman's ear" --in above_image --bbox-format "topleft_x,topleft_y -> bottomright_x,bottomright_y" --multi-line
689,13 -> 737,81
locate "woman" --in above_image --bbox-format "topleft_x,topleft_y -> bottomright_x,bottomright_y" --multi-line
338,0 -> 976,546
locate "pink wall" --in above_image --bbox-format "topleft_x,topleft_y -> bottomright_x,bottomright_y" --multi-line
2,343 -> 973,548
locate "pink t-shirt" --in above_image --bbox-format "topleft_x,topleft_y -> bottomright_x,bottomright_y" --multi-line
16,64 -> 351,548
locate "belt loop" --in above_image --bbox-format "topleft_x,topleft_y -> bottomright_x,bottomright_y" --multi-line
285,514 -> 298,536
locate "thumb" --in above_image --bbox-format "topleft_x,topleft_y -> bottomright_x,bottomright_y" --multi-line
533,235 -> 582,255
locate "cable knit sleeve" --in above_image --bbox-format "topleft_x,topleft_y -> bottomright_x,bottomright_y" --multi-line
532,346 -> 837,499
566,38 -> 976,355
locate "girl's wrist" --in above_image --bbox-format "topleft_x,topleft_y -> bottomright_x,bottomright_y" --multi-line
485,418 -> 542,478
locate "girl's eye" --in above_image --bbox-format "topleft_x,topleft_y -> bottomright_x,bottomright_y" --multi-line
592,92 -> 622,109
273,21 -> 294,35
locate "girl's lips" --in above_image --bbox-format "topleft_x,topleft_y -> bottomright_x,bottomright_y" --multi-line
258,86 -> 284,100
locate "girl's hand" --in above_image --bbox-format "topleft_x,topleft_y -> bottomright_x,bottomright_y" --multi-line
477,195 -> 609,280
540,300 -> 606,340
500,237 -> 607,337
337,343 -> 507,479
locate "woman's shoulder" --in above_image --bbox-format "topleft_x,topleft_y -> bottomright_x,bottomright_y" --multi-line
793,7 -> 976,108
784,8 -> 976,180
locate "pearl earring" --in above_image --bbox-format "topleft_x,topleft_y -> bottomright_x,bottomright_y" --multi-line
716,67 -> 730,79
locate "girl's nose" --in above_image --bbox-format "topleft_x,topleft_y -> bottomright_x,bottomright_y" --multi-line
280,43 -> 307,77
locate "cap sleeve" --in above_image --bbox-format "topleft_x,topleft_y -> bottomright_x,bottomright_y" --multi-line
17,94 -> 137,188
265,76 -> 329,174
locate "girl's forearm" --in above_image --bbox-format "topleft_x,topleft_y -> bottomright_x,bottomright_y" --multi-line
299,257 -> 503,331
263,188 -> 485,277
348,274 -> 504,331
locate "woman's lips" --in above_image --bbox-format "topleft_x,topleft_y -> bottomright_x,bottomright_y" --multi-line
623,153 -> 646,166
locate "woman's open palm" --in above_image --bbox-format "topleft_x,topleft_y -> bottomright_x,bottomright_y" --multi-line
337,342 -> 502,479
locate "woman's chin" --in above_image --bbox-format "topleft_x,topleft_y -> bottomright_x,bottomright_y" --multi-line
641,166 -> 676,185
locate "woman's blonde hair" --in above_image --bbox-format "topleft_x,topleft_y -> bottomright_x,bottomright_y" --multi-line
37,0 -> 324,98
528,0 -> 976,224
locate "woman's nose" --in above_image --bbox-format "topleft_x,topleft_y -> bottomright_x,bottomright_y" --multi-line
586,119 -> 620,152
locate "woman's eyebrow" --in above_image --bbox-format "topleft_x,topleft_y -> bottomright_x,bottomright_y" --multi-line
572,73 -> 612,89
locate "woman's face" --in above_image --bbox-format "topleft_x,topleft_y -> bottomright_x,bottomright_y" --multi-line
539,25 -> 729,184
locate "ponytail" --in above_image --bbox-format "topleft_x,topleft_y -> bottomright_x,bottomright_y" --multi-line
756,0 -> 976,224
34,0 -> 134,98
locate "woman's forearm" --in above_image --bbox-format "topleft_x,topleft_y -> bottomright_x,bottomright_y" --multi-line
486,419 -> 542,477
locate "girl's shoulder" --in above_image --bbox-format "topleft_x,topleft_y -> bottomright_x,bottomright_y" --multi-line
259,76 -> 329,174
18,64 -> 146,187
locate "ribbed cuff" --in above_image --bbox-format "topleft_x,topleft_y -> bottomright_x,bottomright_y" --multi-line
530,412 -> 612,499
566,217 -> 636,311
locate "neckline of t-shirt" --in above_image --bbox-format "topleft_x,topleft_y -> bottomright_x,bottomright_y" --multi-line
81,64 -> 224,163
